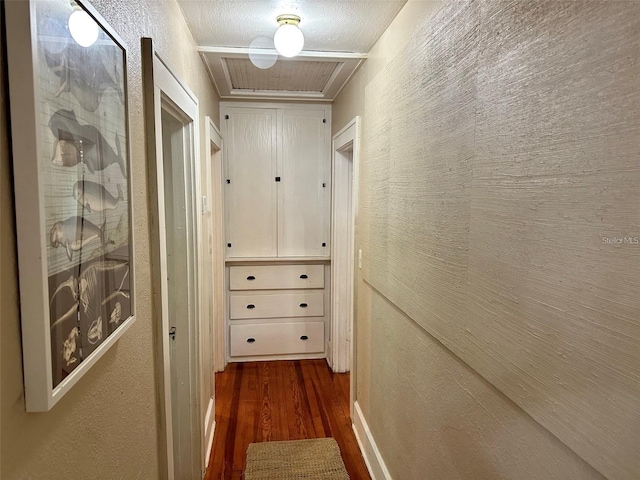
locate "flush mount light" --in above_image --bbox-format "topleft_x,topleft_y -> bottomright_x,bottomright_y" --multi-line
68,5 -> 99,47
273,14 -> 304,58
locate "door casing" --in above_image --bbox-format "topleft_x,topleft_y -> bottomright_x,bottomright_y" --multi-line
330,116 -> 361,418
143,38 -> 203,480
201,116 -> 223,468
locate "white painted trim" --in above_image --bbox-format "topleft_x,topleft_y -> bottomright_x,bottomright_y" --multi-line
322,62 -> 346,97
352,401 -> 393,480
197,46 -> 368,60
192,85 -> 205,480
220,94 -> 332,103
333,115 -> 362,144
200,50 -> 364,101
221,101 -> 330,112
208,118 -> 223,148
225,256 -> 331,264
200,116 -> 222,468
203,398 -> 216,469
228,352 -> 326,363
143,38 -> 201,480
204,116 -> 225,373
330,117 -> 361,379
229,89 -> 325,99
350,118 -> 361,419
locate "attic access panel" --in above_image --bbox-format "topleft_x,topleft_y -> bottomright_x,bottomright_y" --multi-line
199,48 -> 366,100
226,58 -> 340,93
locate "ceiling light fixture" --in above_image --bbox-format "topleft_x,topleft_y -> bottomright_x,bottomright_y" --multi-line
68,4 -> 99,47
273,14 -> 304,58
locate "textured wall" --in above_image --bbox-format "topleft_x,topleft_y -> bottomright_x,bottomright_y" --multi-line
332,1 -> 437,134
0,0 -> 219,479
334,1 -> 639,479
360,283 -> 605,480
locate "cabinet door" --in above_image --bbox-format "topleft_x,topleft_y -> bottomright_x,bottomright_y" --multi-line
224,108 -> 277,257
277,109 -> 330,257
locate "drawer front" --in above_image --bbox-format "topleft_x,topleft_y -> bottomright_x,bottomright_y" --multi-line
230,322 -> 325,357
229,264 -> 324,290
230,292 -> 324,319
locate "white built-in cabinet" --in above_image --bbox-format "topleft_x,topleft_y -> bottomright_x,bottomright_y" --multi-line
277,108 -> 330,257
224,107 -> 278,257
221,102 -> 332,362
223,104 -> 331,259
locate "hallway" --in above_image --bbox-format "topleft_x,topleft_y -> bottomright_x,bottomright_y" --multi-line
205,360 -> 370,480
2,1 -> 639,479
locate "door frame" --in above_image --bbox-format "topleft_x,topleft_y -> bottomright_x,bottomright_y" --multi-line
203,118 -> 226,373
143,38 -> 202,480
202,116 -> 223,467
330,116 -> 361,415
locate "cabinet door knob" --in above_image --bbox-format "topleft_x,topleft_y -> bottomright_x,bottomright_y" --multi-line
247,338 -> 256,343
247,275 -> 256,280
300,335 -> 309,341
247,304 -> 256,309
299,303 -> 308,308
300,274 -> 308,279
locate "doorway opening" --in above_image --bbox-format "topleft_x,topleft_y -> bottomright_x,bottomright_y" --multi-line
330,116 -> 361,416
201,117 -> 223,468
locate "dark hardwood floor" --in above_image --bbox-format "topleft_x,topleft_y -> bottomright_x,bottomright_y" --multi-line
204,359 -> 371,480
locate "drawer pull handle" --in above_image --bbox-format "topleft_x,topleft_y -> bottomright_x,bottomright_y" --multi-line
300,274 -> 308,279
247,338 -> 256,343
300,335 -> 309,341
247,275 -> 256,281
300,303 -> 308,308
247,304 -> 256,309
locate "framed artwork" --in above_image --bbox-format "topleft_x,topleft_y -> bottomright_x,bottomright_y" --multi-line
5,0 -> 135,411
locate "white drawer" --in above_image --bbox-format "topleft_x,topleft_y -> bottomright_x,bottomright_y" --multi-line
230,322 -> 325,357
229,264 -> 324,290
229,292 -> 324,319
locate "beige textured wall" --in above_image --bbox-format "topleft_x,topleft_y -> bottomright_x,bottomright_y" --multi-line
334,1 -> 639,479
359,283 -> 605,480
0,1 -> 219,479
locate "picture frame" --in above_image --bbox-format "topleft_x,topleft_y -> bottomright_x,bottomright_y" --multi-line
5,0 -> 135,412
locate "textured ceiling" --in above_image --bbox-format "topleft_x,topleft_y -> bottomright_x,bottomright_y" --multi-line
177,0 -> 408,53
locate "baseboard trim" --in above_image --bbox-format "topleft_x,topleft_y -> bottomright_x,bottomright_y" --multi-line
352,401 -> 392,480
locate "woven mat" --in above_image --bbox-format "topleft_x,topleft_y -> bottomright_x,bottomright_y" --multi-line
244,438 -> 350,479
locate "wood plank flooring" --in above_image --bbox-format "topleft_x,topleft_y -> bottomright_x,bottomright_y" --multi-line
204,359 -> 371,480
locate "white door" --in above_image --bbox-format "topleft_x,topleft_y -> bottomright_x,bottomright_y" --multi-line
161,104 -> 200,480
224,108 -> 277,258
278,109 -> 330,257
145,38 -> 202,480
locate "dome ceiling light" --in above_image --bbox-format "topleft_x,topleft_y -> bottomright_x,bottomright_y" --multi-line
273,14 -> 304,58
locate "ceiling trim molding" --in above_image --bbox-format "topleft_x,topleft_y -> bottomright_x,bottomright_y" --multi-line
228,89 -> 326,99
197,46 -> 368,60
